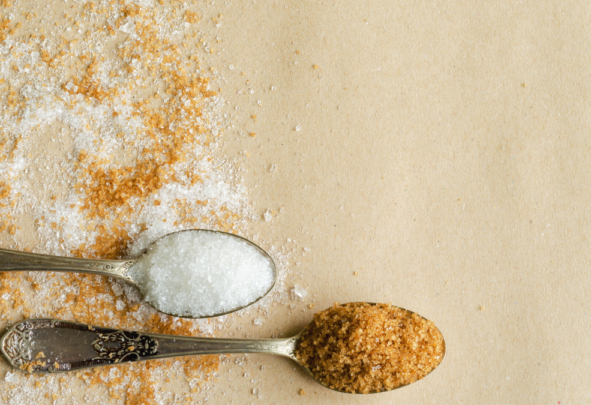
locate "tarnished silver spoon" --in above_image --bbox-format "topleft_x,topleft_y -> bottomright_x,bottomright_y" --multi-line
0,229 -> 276,319
0,306 -> 445,394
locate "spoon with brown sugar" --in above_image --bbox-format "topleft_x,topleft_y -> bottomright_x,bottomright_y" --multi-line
0,302 -> 445,394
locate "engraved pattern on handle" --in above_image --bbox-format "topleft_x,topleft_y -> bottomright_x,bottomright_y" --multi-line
0,248 -> 133,280
2,320 -> 59,369
91,331 -> 158,362
2,325 -> 33,366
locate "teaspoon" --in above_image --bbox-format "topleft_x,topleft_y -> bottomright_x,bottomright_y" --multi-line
0,307 -> 445,394
0,229 -> 276,318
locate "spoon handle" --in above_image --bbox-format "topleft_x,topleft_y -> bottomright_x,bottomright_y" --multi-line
0,248 -> 132,280
0,319 -> 298,373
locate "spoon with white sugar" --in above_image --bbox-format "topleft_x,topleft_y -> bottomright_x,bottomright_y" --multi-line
0,230 -> 276,318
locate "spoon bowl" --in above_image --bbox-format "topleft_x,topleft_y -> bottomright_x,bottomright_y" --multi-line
0,304 -> 445,394
0,229 -> 276,318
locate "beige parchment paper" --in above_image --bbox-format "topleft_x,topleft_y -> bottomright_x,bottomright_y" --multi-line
1,0 -> 589,404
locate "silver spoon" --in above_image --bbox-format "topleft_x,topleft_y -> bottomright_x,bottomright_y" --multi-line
0,307 -> 445,394
0,229 -> 276,319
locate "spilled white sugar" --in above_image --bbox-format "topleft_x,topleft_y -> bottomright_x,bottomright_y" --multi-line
129,231 -> 275,318
292,284 -> 308,300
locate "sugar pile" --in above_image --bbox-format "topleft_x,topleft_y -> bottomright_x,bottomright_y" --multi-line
130,230 -> 275,317
295,303 -> 446,394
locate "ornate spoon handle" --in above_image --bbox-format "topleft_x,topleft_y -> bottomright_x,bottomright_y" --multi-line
0,248 -> 132,280
0,319 -> 299,373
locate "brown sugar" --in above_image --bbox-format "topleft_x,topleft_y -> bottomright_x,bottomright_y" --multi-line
295,302 -> 445,394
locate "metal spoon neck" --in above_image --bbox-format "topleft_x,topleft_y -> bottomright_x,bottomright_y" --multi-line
152,333 -> 300,360
0,248 -> 135,281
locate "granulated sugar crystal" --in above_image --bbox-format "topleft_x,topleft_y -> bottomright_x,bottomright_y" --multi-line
129,231 -> 275,318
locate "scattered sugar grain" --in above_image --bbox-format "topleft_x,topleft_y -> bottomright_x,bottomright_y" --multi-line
115,300 -> 125,311
119,21 -> 135,34
292,284 -> 307,300
5,372 -> 18,383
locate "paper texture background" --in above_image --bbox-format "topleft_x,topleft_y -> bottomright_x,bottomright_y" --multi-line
215,1 -> 590,403
5,1 -> 591,403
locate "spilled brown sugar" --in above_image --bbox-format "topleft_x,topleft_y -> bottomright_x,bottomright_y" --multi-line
0,0 -> 247,403
295,302 -> 445,394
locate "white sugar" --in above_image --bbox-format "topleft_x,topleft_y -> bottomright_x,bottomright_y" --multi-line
119,21 -> 136,34
129,231 -> 275,318
292,284 -> 308,300
4,372 -> 18,383
116,300 -> 126,311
